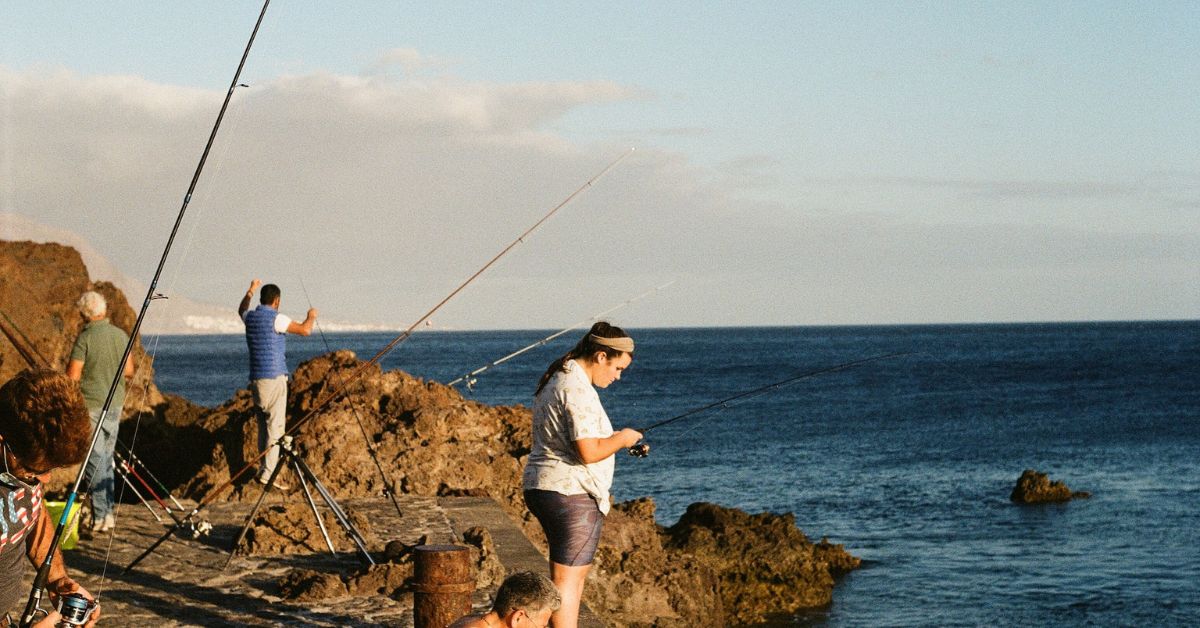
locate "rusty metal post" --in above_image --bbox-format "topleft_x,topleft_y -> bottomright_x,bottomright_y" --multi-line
412,544 -> 474,628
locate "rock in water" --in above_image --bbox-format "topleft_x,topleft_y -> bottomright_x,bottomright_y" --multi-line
1010,469 -> 1091,504
662,502 -> 862,625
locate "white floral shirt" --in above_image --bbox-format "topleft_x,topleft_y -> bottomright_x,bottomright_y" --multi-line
522,359 -> 616,514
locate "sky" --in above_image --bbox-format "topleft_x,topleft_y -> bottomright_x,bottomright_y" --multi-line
2,1 -> 1198,329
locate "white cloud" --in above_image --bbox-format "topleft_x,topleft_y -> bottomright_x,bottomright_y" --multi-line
3,64 -> 1197,329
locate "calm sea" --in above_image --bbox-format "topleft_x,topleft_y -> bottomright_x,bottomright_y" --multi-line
147,322 -> 1199,626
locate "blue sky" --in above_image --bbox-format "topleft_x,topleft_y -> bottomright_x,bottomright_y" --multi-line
3,2 -> 1198,328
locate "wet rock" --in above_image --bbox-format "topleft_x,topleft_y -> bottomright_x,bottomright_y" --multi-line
663,502 -> 861,625
1010,469 -> 1091,504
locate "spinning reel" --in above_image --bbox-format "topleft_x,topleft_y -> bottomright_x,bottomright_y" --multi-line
627,442 -> 650,458
55,593 -> 98,627
179,519 -> 214,539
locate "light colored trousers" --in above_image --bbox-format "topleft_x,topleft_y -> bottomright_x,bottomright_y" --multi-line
84,407 -> 120,520
250,375 -> 288,482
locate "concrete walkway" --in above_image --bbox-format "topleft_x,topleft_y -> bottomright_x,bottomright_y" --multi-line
19,493 -> 605,627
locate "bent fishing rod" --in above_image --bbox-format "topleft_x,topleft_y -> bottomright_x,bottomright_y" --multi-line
125,148 -> 634,573
626,351 -> 910,457
18,2 -> 273,625
447,280 -> 674,388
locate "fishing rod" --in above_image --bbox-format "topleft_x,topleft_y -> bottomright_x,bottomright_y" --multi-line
115,441 -> 212,537
0,309 -> 52,369
125,148 -> 634,573
112,456 -> 163,523
17,2 -> 273,624
299,278 -> 405,519
626,351 -> 910,457
446,280 -> 674,388
114,451 -> 175,522
114,442 -> 187,515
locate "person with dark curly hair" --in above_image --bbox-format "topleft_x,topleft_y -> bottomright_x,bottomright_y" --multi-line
523,322 -> 643,628
1,370 -> 101,627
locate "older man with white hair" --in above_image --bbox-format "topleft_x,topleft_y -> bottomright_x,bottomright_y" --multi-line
66,290 -> 134,536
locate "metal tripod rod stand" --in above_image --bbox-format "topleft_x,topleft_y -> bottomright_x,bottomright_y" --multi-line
223,437 -> 376,570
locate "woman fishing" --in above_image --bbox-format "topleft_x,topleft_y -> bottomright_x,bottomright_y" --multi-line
522,322 -> 643,628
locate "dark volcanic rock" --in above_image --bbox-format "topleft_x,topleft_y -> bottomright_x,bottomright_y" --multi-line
240,501 -> 377,556
1010,469 -> 1091,504
0,240 -> 163,411
587,498 -> 711,627
663,502 -> 862,625
0,239 -> 206,494
174,350 -> 861,625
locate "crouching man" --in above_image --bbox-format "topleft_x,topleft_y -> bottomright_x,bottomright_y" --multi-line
1,370 -> 101,627
450,571 -> 560,628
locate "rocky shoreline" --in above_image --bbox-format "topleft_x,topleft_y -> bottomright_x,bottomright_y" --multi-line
134,348 -> 862,625
3,239 -> 860,626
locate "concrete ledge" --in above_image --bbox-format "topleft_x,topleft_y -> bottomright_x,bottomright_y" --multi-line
441,496 -> 605,628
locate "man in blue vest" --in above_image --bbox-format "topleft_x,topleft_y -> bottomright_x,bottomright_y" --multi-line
237,279 -> 316,491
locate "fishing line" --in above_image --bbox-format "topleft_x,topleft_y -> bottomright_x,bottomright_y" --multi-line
16,2 -> 274,624
447,280 -> 674,389
136,83 -> 250,327
125,148 -> 635,573
92,25 -> 259,608
298,277 -> 405,518
628,352 -> 912,456
114,440 -> 192,516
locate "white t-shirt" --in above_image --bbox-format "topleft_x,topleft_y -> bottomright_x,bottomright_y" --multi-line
241,309 -> 292,334
522,359 -> 616,514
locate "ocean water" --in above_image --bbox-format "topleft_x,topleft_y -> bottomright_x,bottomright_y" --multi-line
146,322 -> 1200,626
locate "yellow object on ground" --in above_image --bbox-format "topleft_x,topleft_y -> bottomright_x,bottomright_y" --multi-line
44,501 -> 82,550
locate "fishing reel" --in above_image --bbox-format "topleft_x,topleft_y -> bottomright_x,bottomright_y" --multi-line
627,442 -> 650,458
185,519 -> 214,539
174,518 -> 213,539
55,593 -> 98,627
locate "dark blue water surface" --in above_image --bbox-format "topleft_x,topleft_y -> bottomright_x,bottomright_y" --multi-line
147,322 -> 1200,626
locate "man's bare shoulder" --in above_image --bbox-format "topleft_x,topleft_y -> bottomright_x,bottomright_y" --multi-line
448,615 -> 489,628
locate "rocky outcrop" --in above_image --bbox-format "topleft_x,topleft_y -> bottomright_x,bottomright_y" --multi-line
587,498 -> 721,626
239,502 -> 377,556
0,239 -> 163,412
2,239 -> 860,623
663,502 -> 861,624
1010,469 -> 1091,504
0,239 -> 204,494
178,350 -> 860,625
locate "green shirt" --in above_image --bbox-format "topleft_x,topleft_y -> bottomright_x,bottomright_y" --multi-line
70,318 -> 130,412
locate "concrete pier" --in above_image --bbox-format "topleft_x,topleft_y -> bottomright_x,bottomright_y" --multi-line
20,495 -> 604,627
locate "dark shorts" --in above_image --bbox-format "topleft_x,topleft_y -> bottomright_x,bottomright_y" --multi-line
523,489 -> 605,567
